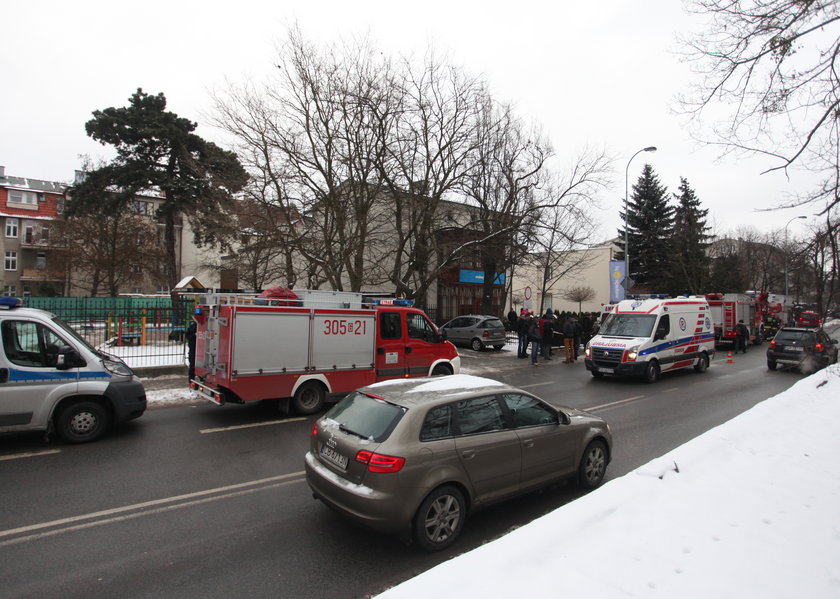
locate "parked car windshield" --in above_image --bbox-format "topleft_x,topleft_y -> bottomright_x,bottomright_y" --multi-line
599,314 -> 657,338
325,391 -> 407,442
774,330 -> 816,345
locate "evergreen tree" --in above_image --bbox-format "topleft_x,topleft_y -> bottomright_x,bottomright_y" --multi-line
615,164 -> 673,291
68,89 -> 248,295
670,177 -> 712,294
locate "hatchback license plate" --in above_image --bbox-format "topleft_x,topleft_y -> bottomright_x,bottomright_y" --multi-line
785,346 -> 804,352
598,367 -> 614,373
320,444 -> 349,470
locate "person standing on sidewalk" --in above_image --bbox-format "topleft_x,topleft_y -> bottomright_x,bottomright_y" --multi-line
516,309 -> 530,358
541,309 -> 554,360
527,313 -> 542,366
562,316 -> 576,363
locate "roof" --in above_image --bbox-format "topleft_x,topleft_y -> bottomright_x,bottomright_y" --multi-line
362,374 -> 511,407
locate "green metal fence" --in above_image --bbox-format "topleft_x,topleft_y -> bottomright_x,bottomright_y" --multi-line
21,296 -> 194,371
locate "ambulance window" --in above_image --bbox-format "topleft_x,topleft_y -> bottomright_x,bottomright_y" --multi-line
379,312 -> 402,340
655,315 -> 670,340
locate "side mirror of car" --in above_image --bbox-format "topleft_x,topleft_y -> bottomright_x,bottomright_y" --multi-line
56,346 -> 85,370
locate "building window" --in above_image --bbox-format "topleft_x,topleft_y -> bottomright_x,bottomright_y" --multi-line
5,218 -> 18,238
131,200 -> 153,216
56,197 -> 65,214
24,226 -> 34,244
4,251 -> 17,271
35,252 -> 47,270
8,190 -> 38,206
22,285 -> 31,298
3,285 -> 15,296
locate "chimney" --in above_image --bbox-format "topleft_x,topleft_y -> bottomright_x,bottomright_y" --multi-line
0,166 -> 5,178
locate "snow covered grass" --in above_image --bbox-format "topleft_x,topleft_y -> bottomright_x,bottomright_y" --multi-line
375,364 -> 840,598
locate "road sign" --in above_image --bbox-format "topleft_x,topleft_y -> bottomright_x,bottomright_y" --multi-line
621,277 -> 635,291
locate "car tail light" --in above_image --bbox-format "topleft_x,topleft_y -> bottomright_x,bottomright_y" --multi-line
355,450 -> 406,473
311,423 -> 318,437
483,330 -> 489,338
815,343 -> 824,352
769,340 -> 776,350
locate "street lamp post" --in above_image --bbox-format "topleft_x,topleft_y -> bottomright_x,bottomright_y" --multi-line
624,146 -> 657,292
783,215 -> 807,302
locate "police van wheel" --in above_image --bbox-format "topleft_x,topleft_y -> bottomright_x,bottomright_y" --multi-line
644,361 -> 660,384
55,400 -> 110,444
694,353 -> 709,373
292,382 -> 326,415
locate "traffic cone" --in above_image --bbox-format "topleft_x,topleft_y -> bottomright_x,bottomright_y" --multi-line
726,351 -> 734,364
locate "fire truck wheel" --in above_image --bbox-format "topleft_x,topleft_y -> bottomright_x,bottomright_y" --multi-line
431,364 -> 453,376
292,382 -> 326,415
694,353 -> 709,373
644,360 -> 660,384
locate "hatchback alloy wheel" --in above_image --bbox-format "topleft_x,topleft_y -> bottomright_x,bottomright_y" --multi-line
414,486 -> 465,551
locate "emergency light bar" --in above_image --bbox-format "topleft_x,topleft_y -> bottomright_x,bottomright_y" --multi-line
372,298 -> 414,307
626,294 -> 671,300
0,297 -> 22,309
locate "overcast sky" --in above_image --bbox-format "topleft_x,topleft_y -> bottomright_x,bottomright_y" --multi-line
1,0 -> 819,242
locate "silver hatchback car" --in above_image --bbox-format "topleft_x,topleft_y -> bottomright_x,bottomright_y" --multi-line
440,315 -> 507,351
304,374 -> 612,550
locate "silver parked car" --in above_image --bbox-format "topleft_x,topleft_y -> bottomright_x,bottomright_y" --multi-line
304,374 -> 612,551
440,315 -> 507,351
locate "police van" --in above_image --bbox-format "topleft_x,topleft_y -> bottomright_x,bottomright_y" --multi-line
0,297 -> 146,443
584,295 -> 716,383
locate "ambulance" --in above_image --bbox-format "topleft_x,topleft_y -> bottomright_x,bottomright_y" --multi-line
584,295 -> 715,383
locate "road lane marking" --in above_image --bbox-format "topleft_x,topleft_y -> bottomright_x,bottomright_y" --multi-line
588,395 -> 646,412
664,387 -> 679,392
0,471 -> 305,544
518,381 -> 555,389
200,417 -> 308,434
0,449 -> 61,462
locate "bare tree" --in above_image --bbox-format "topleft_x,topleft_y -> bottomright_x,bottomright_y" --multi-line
678,0 -> 840,214
562,285 -> 596,314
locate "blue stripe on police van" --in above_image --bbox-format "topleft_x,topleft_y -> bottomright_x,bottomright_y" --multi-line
6,369 -> 111,383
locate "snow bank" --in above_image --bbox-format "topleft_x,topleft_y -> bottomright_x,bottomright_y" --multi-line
376,365 -> 840,598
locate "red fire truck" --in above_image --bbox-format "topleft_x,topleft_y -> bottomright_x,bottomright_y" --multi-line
704,293 -> 765,347
188,289 -> 461,414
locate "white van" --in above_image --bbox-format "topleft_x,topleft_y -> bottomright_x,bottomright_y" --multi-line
0,298 -> 146,443
584,295 -> 715,383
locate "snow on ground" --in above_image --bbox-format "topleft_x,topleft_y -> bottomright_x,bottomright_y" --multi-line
375,364 -> 840,599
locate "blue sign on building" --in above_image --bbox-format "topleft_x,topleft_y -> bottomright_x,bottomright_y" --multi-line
459,269 -> 506,285
609,261 -> 625,303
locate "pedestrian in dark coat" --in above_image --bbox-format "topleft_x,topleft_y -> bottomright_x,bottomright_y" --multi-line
573,317 -> 582,360
735,320 -> 750,354
542,309 -> 554,360
527,314 -> 542,366
507,309 -> 518,332
562,317 -> 575,363
515,310 -> 530,358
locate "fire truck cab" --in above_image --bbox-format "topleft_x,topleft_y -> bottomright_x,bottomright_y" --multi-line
189,289 -> 460,414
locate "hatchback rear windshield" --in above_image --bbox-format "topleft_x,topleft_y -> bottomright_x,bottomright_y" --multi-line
480,319 -> 504,329
325,392 -> 406,442
774,330 -> 816,344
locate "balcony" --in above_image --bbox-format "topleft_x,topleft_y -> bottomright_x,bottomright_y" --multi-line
20,269 -> 66,282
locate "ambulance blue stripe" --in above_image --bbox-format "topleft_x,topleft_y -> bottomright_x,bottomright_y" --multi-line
638,333 -> 715,356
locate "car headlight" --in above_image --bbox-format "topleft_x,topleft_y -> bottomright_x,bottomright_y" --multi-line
626,345 -> 639,362
103,357 -> 134,376
585,344 -> 592,359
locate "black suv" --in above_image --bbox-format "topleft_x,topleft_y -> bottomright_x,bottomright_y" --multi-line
766,327 -> 839,372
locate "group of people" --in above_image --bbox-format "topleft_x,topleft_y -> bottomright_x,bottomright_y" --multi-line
508,308 -> 585,366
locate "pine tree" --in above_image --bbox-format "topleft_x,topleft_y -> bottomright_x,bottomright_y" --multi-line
616,164 -> 673,291
68,89 -> 248,295
670,177 -> 712,294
